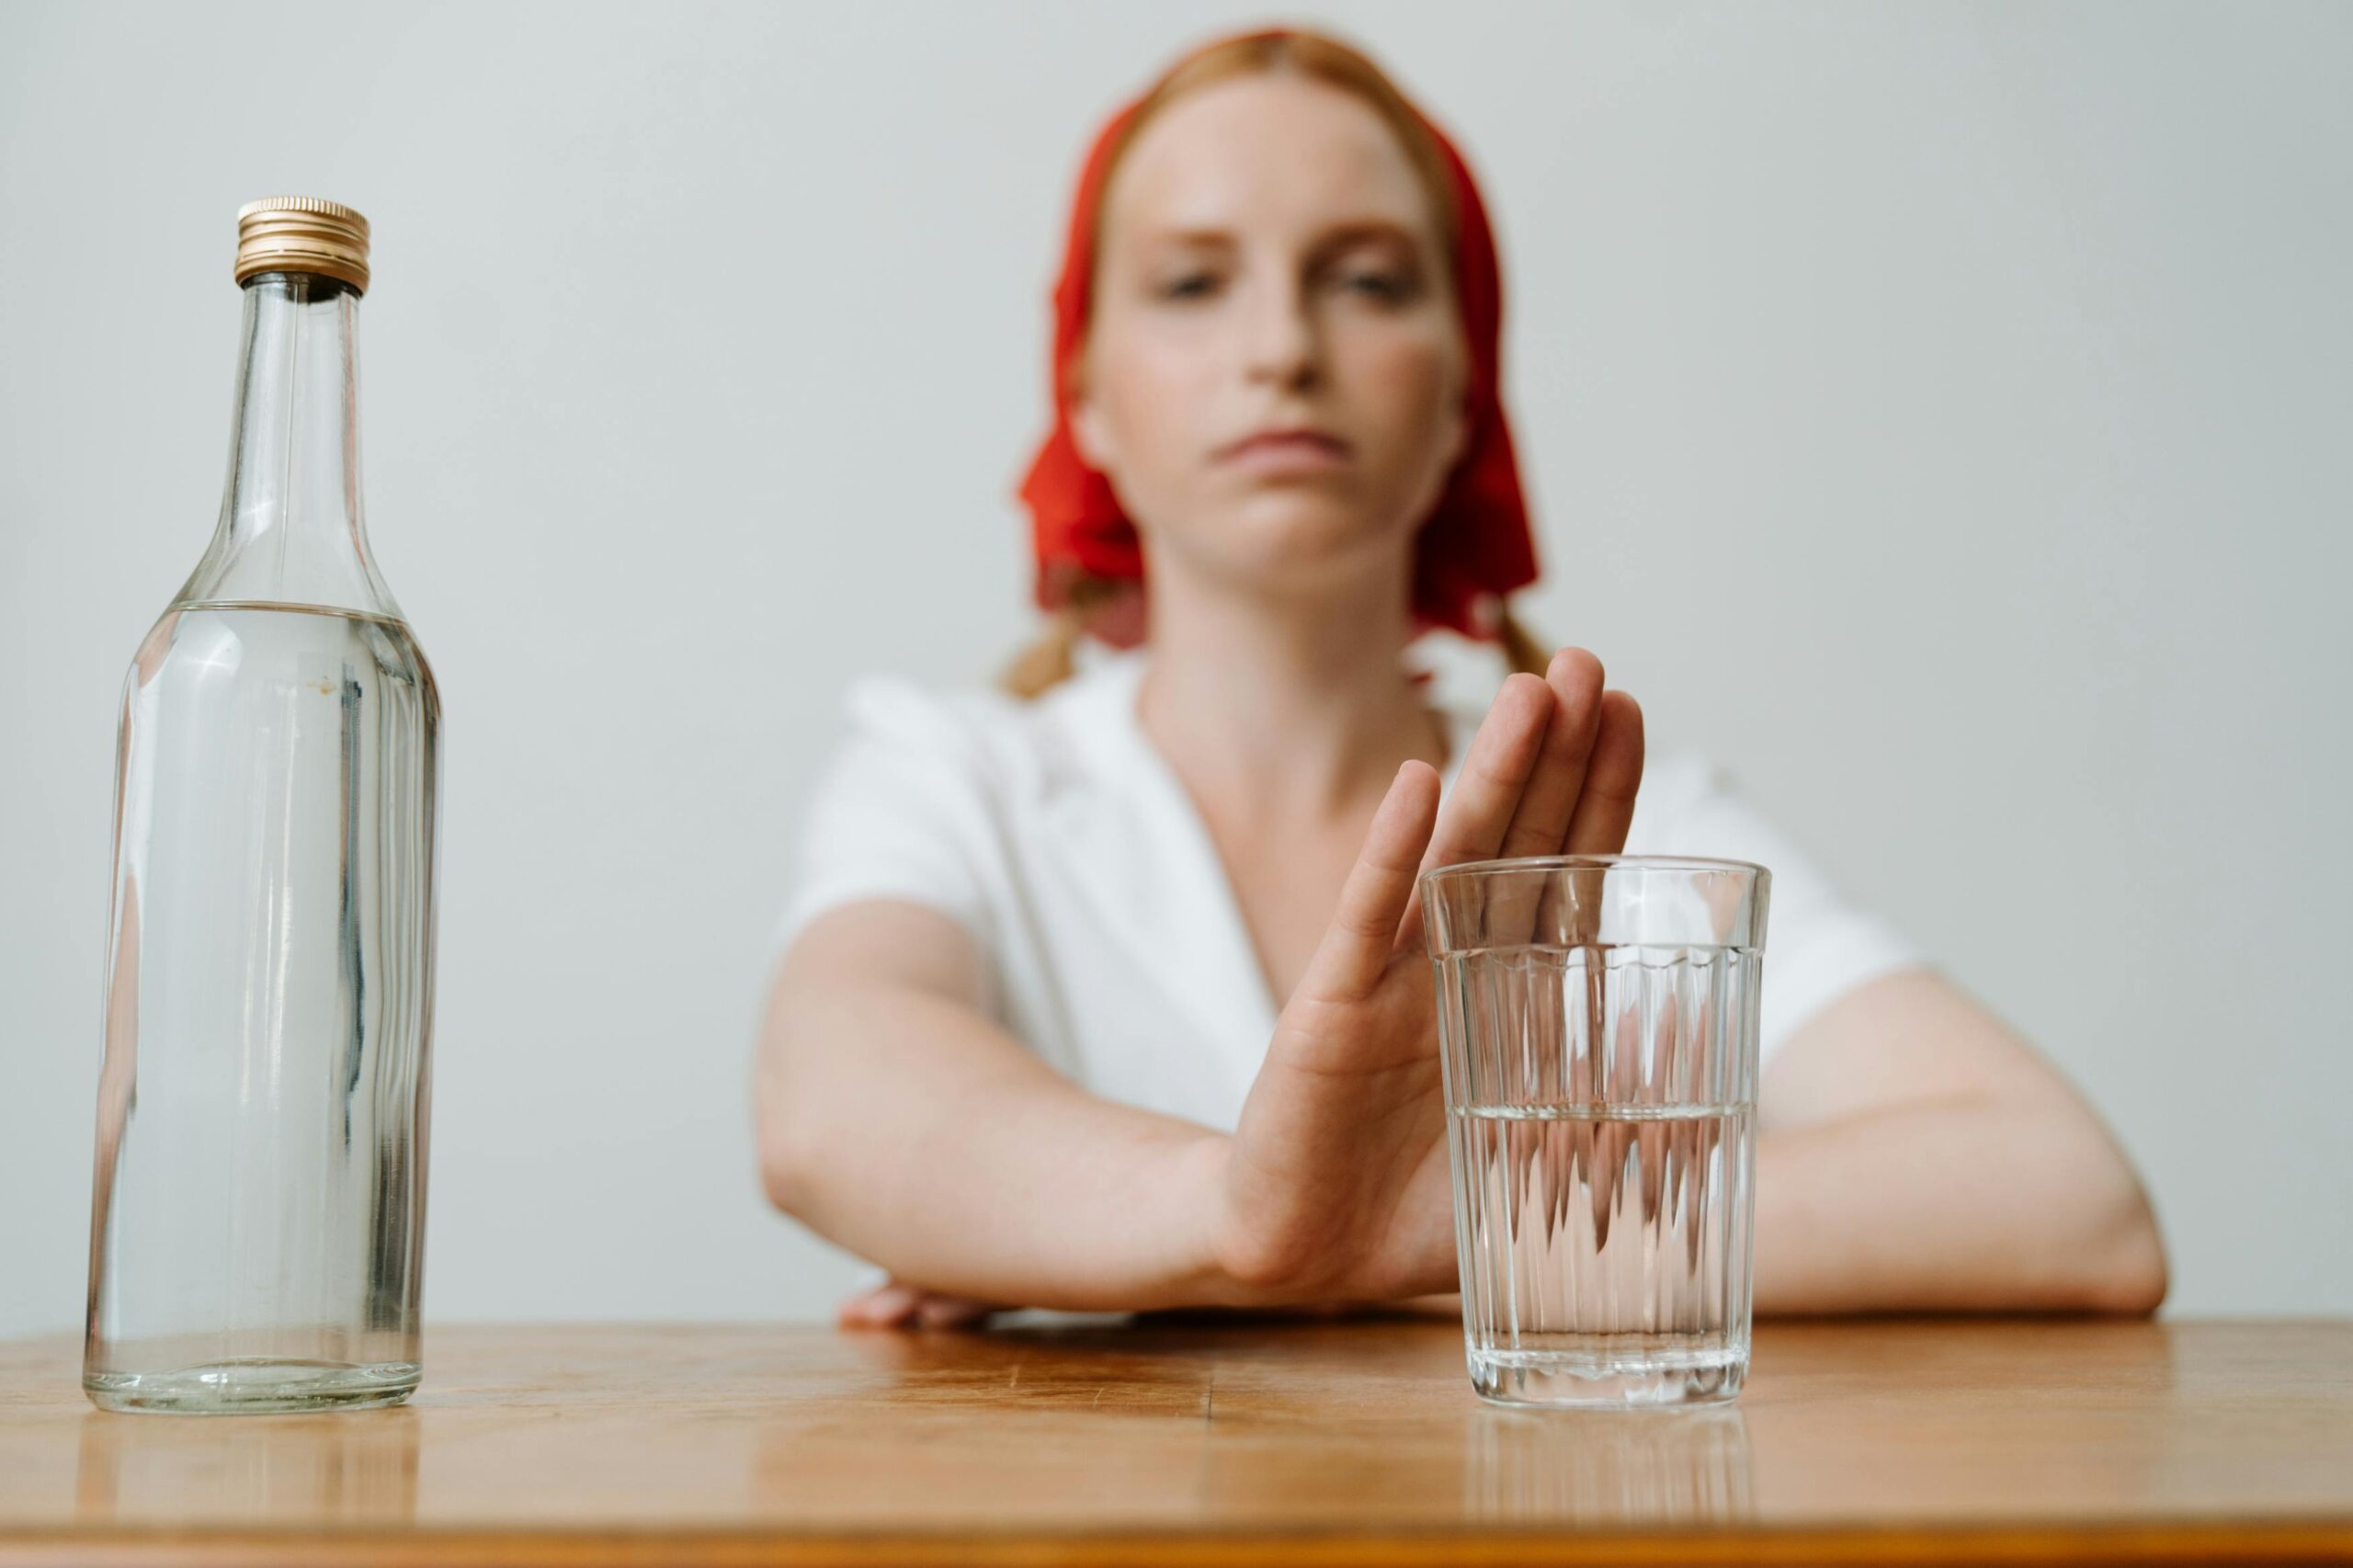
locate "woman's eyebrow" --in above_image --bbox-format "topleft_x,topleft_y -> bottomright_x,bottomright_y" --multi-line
1127,220 -> 1433,261
1310,220 -> 1427,256
1136,227 -> 1239,251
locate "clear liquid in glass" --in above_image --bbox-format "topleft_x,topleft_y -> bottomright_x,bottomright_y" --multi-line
85,601 -> 438,1414
1451,1103 -> 1753,1407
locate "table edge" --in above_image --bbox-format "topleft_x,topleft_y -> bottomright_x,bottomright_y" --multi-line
2,1518 -> 2350,1568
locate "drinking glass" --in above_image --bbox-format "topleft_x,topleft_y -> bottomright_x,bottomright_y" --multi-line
1421,856 -> 1770,1408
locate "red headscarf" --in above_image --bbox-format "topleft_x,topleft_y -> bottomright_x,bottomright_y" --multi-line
1016,31 -> 1540,646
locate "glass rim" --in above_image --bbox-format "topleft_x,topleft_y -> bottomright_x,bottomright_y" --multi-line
1420,852 -> 1769,886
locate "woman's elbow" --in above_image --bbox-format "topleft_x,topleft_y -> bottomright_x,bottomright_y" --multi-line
2051,1130 -> 2168,1315
756,1112 -> 821,1220
1988,1077 -> 2169,1315
2080,1180 -> 2169,1315
752,1019 -> 828,1221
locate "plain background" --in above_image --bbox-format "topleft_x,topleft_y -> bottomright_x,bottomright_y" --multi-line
3,1 -> 2347,1338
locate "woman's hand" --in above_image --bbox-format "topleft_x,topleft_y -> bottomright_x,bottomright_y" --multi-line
836,1278 -> 1003,1331
1214,649 -> 1643,1303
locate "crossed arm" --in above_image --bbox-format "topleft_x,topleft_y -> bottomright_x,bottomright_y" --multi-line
756,911 -> 2164,1323
755,654 -> 2165,1324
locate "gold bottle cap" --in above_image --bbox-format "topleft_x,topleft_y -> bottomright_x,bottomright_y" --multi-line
234,196 -> 370,293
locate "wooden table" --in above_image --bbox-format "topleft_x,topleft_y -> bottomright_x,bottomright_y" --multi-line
2,1317 -> 2348,1565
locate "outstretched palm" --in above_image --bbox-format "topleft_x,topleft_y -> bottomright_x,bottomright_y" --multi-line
1217,648 -> 1645,1302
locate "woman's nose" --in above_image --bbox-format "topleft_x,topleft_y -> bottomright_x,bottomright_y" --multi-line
1241,280 -> 1322,390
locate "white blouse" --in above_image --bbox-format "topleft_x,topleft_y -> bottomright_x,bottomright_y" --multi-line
775,650 -> 1925,1131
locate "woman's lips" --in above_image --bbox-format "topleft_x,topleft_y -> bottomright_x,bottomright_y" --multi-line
1217,428 -> 1353,475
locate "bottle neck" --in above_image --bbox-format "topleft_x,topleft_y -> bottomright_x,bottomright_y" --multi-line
176,271 -> 402,620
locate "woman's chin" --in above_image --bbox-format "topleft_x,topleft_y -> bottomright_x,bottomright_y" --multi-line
1226,487 -> 1397,549
1176,496 -> 1414,593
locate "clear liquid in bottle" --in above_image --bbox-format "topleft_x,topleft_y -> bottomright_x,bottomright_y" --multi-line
84,199 -> 440,1414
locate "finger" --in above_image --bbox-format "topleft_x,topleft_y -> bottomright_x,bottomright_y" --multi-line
1418,673 -> 1552,876
836,1282 -> 919,1328
915,1295 -> 997,1331
1297,760 -> 1441,1006
1563,691 -> 1644,854
1400,676 -> 1551,951
1497,649 -> 1606,859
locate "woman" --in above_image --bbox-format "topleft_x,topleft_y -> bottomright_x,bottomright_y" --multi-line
756,28 -> 2166,1328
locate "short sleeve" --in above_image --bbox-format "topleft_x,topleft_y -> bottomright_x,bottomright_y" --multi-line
771,676 -> 1005,960
1631,758 -> 1929,1063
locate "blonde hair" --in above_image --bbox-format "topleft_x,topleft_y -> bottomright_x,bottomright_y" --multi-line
1000,28 -> 1547,698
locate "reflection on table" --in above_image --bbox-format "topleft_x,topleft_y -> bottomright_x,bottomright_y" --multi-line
1467,1404 -> 1751,1524
74,1407 -> 418,1525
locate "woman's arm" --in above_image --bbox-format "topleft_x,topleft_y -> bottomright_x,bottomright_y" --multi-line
1753,969 -> 2168,1314
1262,972 -> 2169,1327
756,899 -> 1243,1312
766,653 -> 1643,1321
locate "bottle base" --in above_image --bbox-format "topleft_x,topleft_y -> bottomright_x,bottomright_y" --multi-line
85,1358 -> 419,1415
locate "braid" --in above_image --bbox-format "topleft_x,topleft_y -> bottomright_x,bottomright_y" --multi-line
998,608 -> 1086,699
1000,572 -> 1136,699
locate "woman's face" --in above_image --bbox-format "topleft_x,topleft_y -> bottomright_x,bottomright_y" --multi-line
1073,74 -> 1469,603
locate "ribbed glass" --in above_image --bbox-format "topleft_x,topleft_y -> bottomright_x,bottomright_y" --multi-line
1423,857 -> 1769,1408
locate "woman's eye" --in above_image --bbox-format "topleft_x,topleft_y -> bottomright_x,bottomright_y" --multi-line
1156,272 -> 1221,301
1340,269 -> 1413,301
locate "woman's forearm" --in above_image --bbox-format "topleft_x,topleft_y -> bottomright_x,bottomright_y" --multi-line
759,982 -> 1249,1312
1752,1094 -> 2167,1315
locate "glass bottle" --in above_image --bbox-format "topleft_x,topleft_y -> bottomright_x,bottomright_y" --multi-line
84,198 -> 441,1414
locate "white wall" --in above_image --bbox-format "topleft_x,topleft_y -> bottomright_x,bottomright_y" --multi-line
3,0 -> 2347,1335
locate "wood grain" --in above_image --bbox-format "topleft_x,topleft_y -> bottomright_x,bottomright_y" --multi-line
1,1317 -> 2347,1566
